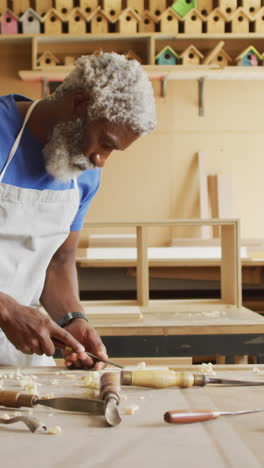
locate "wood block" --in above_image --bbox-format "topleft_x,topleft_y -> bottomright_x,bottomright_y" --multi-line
160,8 -> 181,34
207,8 -> 227,34
184,9 -> 204,34
67,8 -> 87,34
138,11 -> 157,33
89,7 -> 110,33
115,8 -> 141,33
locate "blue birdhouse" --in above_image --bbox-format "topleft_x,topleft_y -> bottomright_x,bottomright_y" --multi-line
155,46 -> 179,65
235,46 -> 263,67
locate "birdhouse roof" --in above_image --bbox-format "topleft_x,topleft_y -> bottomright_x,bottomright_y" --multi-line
184,8 -> 205,20
160,7 -> 182,21
155,46 -> 179,60
42,8 -> 64,22
251,6 -> 264,20
207,8 -> 229,21
67,7 -> 87,20
19,8 -> 42,22
141,10 -> 159,23
180,45 -> 204,59
0,8 -> 19,21
115,8 -> 141,22
37,50 -> 60,64
230,7 -> 250,20
235,46 -> 263,61
88,6 -> 114,22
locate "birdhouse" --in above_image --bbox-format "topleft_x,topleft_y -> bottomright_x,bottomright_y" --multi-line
253,7 -> 264,33
138,10 -> 157,32
205,48 -> 232,66
0,0 -> 7,16
126,0 -> 144,14
206,8 -> 227,34
67,8 -> 87,34
148,0 -> 167,18
89,8 -> 111,33
180,45 -> 204,65
34,0 -> 53,17
160,8 -> 181,33
19,8 -> 42,34
235,46 -> 263,66
230,8 -> 250,33
115,8 -> 141,34
125,49 -> 143,63
42,9 -> 64,34
0,9 -> 19,34
218,0 -> 237,17
11,0 -> 30,17
79,0 -> 99,16
37,51 -> 60,68
64,55 -> 75,65
196,0 -> 214,17
184,9 -> 204,34
54,0 -> 74,18
171,0 -> 196,18
155,46 -> 179,65
102,0 -> 122,21
242,0 -> 261,17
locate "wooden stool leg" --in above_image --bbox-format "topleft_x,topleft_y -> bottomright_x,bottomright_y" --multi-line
216,355 -> 226,364
234,355 -> 248,364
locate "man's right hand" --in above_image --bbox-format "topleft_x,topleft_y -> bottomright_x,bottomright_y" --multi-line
0,293 -> 85,356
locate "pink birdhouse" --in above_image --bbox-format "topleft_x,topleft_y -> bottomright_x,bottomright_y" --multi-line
1,9 -> 19,34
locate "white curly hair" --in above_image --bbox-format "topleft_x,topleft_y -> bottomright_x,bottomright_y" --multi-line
52,52 -> 156,135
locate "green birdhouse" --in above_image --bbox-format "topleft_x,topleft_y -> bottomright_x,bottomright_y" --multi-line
172,0 -> 196,17
155,46 -> 179,65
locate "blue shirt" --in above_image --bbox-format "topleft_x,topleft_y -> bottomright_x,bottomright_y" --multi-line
0,94 -> 101,231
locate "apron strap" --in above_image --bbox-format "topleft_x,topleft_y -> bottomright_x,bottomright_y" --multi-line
0,99 -> 40,181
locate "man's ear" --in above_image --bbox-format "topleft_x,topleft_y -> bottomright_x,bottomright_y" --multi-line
72,91 -> 89,119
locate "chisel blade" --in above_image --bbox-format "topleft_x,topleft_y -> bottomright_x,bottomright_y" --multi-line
105,397 -> 121,426
37,397 -> 105,414
206,377 -> 264,386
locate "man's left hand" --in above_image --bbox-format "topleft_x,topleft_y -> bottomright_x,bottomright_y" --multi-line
63,318 -> 108,370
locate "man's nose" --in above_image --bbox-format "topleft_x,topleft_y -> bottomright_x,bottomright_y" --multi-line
90,153 -> 110,167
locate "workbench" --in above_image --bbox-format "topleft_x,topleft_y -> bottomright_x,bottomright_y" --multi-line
1,364 -> 264,468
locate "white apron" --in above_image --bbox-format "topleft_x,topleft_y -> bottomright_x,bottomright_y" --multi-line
0,99 -> 80,366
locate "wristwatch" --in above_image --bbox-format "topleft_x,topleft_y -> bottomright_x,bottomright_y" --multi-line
57,312 -> 88,328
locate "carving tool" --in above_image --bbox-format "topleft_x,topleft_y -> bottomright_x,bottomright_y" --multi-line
0,390 -> 105,414
100,371 -> 121,426
164,408 -> 264,424
52,339 -> 124,369
121,370 -> 264,388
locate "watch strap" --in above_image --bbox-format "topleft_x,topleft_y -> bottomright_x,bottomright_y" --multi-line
57,312 -> 88,328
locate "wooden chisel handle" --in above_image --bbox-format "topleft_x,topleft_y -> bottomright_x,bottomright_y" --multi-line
0,390 -> 37,408
100,372 -> 121,404
164,410 -> 220,424
121,370 -> 205,388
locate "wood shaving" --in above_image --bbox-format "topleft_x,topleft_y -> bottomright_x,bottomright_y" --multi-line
47,425 -> 62,435
2,414 -> 10,420
14,411 -> 22,417
197,362 -> 216,375
82,372 -> 100,389
136,362 -> 146,370
41,393 -> 55,399
124,405 -> 139,415
253,367 -> 264,375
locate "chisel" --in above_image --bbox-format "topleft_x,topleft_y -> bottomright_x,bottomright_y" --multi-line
121,370 -> 264,388
164,408 -> 264,424
0,390 -> 105,414
100,371 -> 121,426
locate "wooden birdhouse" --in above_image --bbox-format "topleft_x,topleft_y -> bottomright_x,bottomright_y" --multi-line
203,40 -> 232,66
155,46 -> 179,65
67,8 -> 87,34
0,0 -> 8,16
54,0 -> 74,18
230,8 -> 250,33
148,0 -> 167,18
11,0 -> 30,17
218,0 -> 237,17
180,45 -> 204,65
37,51 -> 60,68
138,10 -> 157,33
79,0 -> 99,16
115,8 -> 141,34
126,0 -> 144,14
206,8 -> 227,34
253,7 -> 264,33
34,0 -> 53,17
102,0 -> 122,21
20,8 -> 42,34
242,0 -> 261,17
184,9 -> 204,34
42,9 -> 64,34
172,0 -> 196,18
125,49 -> 143,63
89,8 -> 111,33
235,46 -> 263,66
196,0 -> 214,17
160,8 -> 181,33
0,9 -> 19,34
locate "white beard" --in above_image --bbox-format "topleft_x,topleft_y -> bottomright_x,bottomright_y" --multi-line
42,118 -> 95,182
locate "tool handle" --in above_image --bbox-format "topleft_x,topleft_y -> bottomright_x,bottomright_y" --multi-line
164,410 -> 220,424
100,372 -> 121,404
0,390 -> 37,408
121,370 -> 196,388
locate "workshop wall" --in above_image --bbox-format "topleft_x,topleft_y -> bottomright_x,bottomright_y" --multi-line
1,44 -> 263,245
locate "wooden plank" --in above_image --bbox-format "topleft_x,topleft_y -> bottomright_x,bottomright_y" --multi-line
221,222 -> 241,306
136,225 -> 149,306
197,152 -> 211,239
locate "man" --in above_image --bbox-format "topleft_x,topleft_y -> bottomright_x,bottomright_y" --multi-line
0,52 -> 156,368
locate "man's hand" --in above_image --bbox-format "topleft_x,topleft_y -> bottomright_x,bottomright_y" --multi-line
63,318 -> 108,370
0,293 -> 85,357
